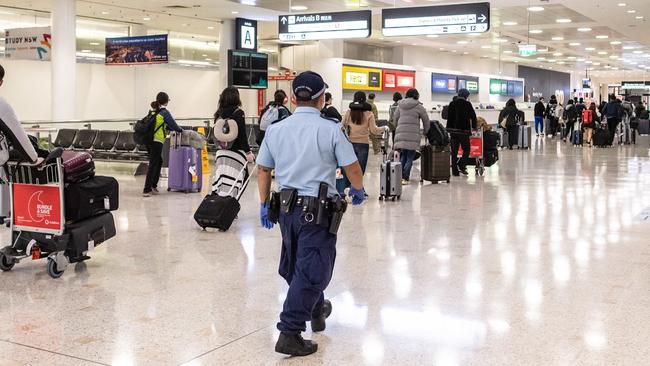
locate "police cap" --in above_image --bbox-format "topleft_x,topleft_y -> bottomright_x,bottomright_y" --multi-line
293,71 -> 328,101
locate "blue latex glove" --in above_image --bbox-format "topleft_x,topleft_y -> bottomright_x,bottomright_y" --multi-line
260,202 -> 274,229
348,186 -> 365,206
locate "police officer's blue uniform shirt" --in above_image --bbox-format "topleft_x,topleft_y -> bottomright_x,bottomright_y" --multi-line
256,106 -> 358,197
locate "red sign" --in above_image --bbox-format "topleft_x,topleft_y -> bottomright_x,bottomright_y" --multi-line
268,75 -> 296,81
257,89 -> 265,116
13,184 -> 61,231
458,136 -> 483,158
383,69 -> 416,92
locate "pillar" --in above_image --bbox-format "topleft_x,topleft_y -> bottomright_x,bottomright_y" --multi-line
219,20 -> 234,90
51,0 -> 76,121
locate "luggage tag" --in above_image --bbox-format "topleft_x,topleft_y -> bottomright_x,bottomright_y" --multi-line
188,165 -> 198,182
104,197 -> 110,210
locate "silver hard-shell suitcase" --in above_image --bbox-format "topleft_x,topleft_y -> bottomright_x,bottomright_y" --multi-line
517,125 -> 531,149
380,159 -> 402,201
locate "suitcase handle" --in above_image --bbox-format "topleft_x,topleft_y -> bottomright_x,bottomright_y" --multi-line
224,163 -> 257,201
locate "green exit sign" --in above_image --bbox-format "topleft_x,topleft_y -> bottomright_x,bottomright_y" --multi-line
518,44 -> 537,57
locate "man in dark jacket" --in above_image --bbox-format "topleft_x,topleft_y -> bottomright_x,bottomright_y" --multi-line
534,97 -> 545,136
563,99 -> 578,142
602,95 -> 623,145
447,88 -> 477,176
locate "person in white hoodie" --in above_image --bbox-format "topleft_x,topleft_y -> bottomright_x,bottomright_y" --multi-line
0,63 -> 38,165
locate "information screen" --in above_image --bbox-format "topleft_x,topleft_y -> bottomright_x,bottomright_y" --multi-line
432,73 -> 458,94
228,50 -> 268,89
457,75 -> 479,94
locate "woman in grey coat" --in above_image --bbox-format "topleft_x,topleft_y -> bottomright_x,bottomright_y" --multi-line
393,88 -> 430,183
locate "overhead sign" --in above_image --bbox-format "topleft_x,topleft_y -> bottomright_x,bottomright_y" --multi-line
236,18 -> 257,51
342,65 -> 382,91
382,2 -> 490,36
621,81 -> 650,89
105,35 -> 168,65
279,10 -> 372,41
518,44 -> 537,57
4,27 -> 52,61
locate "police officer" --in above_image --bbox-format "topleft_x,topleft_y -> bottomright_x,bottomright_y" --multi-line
256,71 -> 366,357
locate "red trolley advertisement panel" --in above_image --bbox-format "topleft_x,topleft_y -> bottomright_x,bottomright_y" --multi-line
12,184 -> 63,234
457,136 -> 484,158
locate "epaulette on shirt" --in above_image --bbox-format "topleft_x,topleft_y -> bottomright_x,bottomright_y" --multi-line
320,113 -> 341,123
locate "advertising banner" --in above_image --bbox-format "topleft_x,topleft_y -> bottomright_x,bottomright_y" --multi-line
4,27 -> 52,61
457,75 -> 479,94
342,65 -> 383,91
383,69 -> 416,92
105,34 -> 168,65
13,184 -> 62,232
432,73 -> 458,94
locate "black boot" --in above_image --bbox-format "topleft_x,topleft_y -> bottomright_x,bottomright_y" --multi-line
311,299 -> 332,332
275,332 -> 318,356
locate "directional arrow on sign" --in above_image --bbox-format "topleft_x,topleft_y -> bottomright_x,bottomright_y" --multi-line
478,14 -> 487,23
281,17 -> 287,24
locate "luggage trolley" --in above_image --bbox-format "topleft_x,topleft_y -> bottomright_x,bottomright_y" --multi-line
458,129 -> 486,176
0,158 -> 72,278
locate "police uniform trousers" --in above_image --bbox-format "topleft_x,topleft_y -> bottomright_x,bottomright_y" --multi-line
277,207 -> 337,334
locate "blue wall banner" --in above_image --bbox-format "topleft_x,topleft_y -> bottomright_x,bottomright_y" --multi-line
105,35 -> 168,65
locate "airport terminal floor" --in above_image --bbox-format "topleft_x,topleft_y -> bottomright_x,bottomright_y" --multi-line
1,138 -> 649,366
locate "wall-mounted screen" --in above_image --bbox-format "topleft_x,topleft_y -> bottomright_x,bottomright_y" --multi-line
490,78 -> 523,96
383,69 -> 416,92
457,75 -> 479,94
105,34 -> 168,65
432,73 -> 458,94
342,65 -> 383,91
228,50 -> 268,89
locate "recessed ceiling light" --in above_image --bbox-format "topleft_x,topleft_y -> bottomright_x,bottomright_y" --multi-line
142,17 -> 151,21
598,51 -> 608,55
529,29 -> 543,34
609,55 -> 619,59
553,52 -> 563,56
577,58 -> 586,61
81,49 -> 92,53
291,5 -> 308,11
556,18 -> 572,23
536,57 -> 546,60
593,62 -> 601,66
577,27 -> 592,32
494,38 -> 508,43
585,47 -> 596,51
633,50 -> 643,54
568,56 -> 576,60
503,21 -> 518,26
612,67 -> 619,70
623,46 -> 635,50
205,58 -> 212,61
618,3 -> 627,6
548,59 -> 557,63
636,16 -> 644,20
596,35 -> 609,39
457,40 -> 469,44
89,42 -> 100,46
528,6 -> 545,12
101,11 -> 109,15
439,47 -> 445,50
552,36 -> 564,41
569,42 -> 581,46
627,10 -> 636,13
231,11 -> 239,14
610,41 -> 622,45
452,50 -> 457,53
586,60 -> 594,64
503,50 -> 513,54
558,61 -> 566,64
481,45 -> 492,49
411,43 -> 417,46
426,34 -> 439,38
463,52 -> 469,55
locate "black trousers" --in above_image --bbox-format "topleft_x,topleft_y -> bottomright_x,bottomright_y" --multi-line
144,142 -> 163,193
607,118 -> 620,145
450,133 -> 470,173
507,125 -> 518,148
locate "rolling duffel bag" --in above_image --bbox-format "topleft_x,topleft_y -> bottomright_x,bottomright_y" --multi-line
65,176 -> 119,223
61,150 -> 95,183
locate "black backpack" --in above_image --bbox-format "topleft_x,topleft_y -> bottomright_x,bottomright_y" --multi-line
133,111 -> 162,145
427,120 -> 450,146
441,105 -> 450,120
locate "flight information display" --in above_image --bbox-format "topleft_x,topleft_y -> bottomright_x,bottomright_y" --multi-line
228,50 -> 268,89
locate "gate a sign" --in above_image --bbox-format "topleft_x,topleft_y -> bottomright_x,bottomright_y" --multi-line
236,18 -> 257,51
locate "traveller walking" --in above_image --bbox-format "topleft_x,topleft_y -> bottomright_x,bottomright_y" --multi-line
257,90 -> 291,145
583,102 -> 600,146
534,97 -> 545,136
446,88 -> 477,176
321,92 -> 342,122
214,86 -> 255,163
563,99 -> 578,142
367,93 -> 381,154
256,71 -> 365,357
143,92 -> 183,197
499,99 -> 520,150
393,88 -> 430,184
388,92 -> 402,144
602,94 -> 624,145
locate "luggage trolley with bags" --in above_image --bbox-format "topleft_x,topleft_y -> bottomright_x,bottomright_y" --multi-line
458,129 -> 487,176
0,153 -> 118,278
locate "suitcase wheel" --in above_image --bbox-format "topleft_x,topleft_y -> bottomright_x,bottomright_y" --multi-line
397,195 -> 401,200
391,196 -> 396,202
446,179 -> 450,183
167,188 -> 171,192
379,196 -> 384,201
47,258 -> 65,279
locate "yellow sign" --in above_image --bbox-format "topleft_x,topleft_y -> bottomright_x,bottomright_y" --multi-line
342,65 -> 383,91
197,127 -> 211,174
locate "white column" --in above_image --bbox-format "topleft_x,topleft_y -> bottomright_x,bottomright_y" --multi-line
51,0 -> 76,121
219,20 -> 234,90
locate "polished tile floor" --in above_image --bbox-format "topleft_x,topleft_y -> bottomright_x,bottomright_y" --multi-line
2,136 -> 650,366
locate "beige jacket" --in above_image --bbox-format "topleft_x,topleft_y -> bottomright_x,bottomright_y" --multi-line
343,110 -> 385,145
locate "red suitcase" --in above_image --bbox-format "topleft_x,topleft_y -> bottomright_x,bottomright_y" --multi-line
61,150 -> 95,183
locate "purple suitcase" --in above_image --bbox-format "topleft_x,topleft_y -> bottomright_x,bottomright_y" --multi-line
61,150 -> 95,183
167,146 -> 202,193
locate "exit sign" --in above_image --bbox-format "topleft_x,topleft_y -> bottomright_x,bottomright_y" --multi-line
518,44 -> 537,57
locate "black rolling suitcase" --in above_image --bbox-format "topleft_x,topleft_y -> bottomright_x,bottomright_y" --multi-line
65,212 -> 116,259
420,144 -> 450,184
194,164 -> 253,231
65,176 -> 119,222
